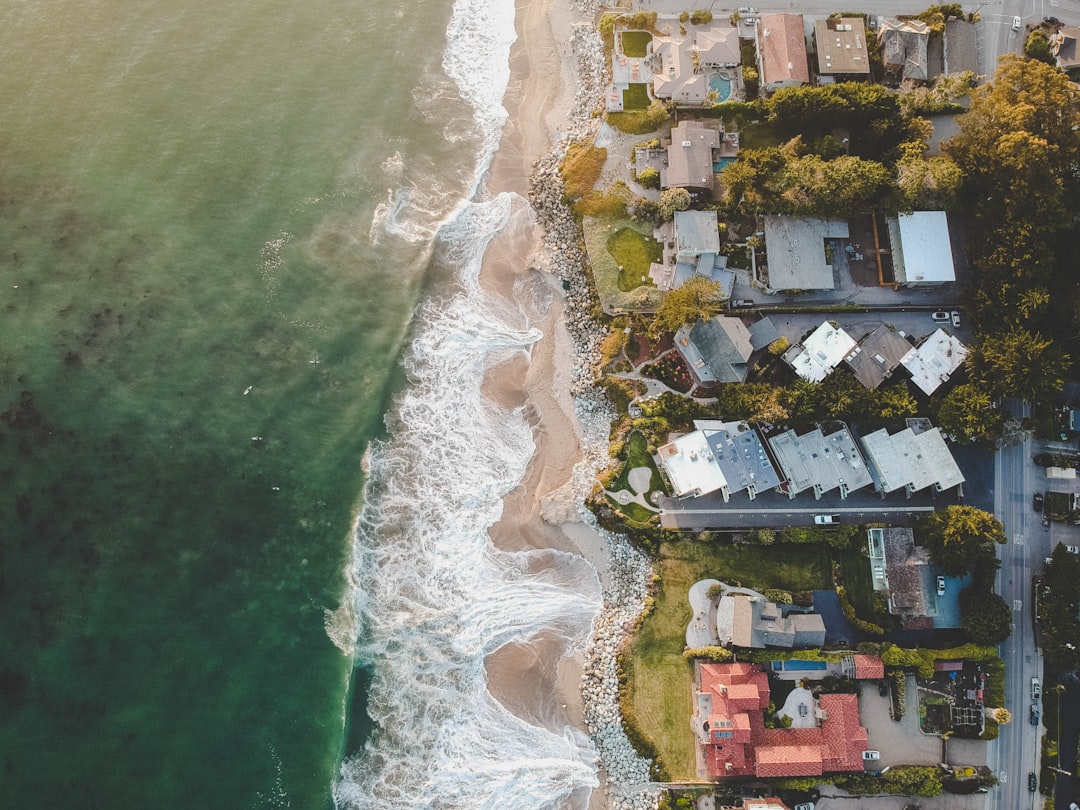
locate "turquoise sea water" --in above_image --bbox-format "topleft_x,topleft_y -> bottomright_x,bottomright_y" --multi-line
0,0 -> 479,806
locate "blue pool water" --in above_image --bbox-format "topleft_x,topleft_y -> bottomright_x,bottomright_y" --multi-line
774,659 -> 828,671
709,73 -> 732,102
713,156 -> 734,172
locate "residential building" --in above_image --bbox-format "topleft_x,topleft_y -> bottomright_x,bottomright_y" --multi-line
719,799 -> 792,810
768,423 -> 873,499
782,321 -> 857,383
879,18 -> 930,82
649,208 -> 735,292
674,209 -> 721,258
757,14 -> 810,93
652,25 -> 741,105
859,420 -> 965,497
867,526 -> 933,618
845,325 -> 913,389
761,215 -> 849,291
675,316 -> 754,384
944,19 -> 978,74
692,662 -> 869,779
657,420 -> 781,500
814,17 -> 871,79
888,211 -> 956,286
665,121 -> 722,196
900,328 -> 967,396
714,588 -> 826,649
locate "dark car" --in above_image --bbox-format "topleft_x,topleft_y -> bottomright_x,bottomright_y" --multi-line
1045,16 -> 1061,24
1034,492 -> 1044,512
1031,704 -> 1040,725
1029,771 -> 1038,792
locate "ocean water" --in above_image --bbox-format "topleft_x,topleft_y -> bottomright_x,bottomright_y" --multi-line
0,0 -> 602,808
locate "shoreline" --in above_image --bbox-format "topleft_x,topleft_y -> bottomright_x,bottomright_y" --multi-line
478,0 -> 660,807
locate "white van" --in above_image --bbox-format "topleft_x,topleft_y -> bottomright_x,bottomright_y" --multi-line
1032,677 -> 1041,700
1012,16 -> 1022,30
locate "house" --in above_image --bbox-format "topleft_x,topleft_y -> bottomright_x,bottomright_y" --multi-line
944,19 -> 978,75
692,662 -> 869,779
814,18 -> 871,79
888,211 -> 956,286
714,589 -> 826,648
859,420 -> 965,497
675,316 -> 754,384
879,18 -> 930,82
757,14 -> 810,93
761,215 -> 849,291
1052,27 -> 1080,69
657,420 -> 781,500
845,325 -> 913,389
662,121 -> 734,197
652,25 -> 741,105
900,328 -> 967,396
768,423 -> 873,499
782,321 -> 857,383
867,526 -> 932,617
649,208 -> 736,292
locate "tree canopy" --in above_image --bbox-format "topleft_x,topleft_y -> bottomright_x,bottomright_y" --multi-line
959,587 -> 1012,645
933,383 -> 1002,444
965,328 -> 1071,402
648,276 -> 724,337
919,506 -> 1006,577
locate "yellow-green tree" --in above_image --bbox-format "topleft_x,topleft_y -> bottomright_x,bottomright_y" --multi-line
648,276 -> 724,337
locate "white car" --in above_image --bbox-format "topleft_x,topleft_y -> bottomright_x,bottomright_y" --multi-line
814,514 -> 840,525
951,310 -> 961,328
1066,545 -> 1080,554
862,750 -> 881,760
932,310 -> 950,323
937,576 -> 946,596
1012,15 -> 1022,30
794,804 -> 815,810
738,6 -> 758,13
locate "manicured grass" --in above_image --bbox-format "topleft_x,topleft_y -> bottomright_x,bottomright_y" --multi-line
612,430 -> 664,494
621,31 -> 652,58
607,226 -> 662,292
622,82 -> 651,111
583,216 -> 664,311
625,540 -> 834,778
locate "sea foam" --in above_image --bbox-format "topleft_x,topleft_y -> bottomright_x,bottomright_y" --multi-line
335,0 -> 604,803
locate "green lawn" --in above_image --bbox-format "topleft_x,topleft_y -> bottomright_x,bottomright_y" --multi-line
621,31 -> 652,58
626,540 -> 834,778
607,226 -> 662,292
608,430 -> 663,524
622,83 -> 651,111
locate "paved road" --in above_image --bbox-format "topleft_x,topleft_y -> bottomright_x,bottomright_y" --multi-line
986,400 -> 1046,810
660,504 -> 935,529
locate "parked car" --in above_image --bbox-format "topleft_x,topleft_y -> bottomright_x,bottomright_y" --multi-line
731,299 -> 755,308
1029,771 -> 1038,792
814,514 -> 840,525
932,310 -> 950,323
1034,492 -> 1044,512
868,15 -> 878,29
1032,677 -> 1042,700
1012,15 -> 1023,30
951,310 -> 961,328
1045,16 -> 1061,25
937,575 -> 946,596
1065,545 -> 1080,554
1031,704 -> 1040,725
862,750 -> 881,761
794,804 -> 815,810
738,5 -> 757,12
742,16 -> 759,25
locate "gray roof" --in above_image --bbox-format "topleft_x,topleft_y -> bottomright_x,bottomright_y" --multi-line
768,424 -> 874,498
845,325 -> 912,389
705,424 -> 782,494
688,316 -> 754,383
724,592 -> 825,648
860,425 -> 965,495
944,20 -> 978,74
762,215 -> 849,291
880,527 -> 930,616
748,317 -> 781,351
666,122 -> 721,193
879,19 -> 929,81
674,210 -> 721,257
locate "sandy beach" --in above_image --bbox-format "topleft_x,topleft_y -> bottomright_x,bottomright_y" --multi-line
480,0 -> 618,804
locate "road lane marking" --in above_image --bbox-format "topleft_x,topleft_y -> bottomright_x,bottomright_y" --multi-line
1013,600 -> 1023,612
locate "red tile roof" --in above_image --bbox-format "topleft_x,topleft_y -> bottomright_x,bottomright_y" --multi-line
853,654 -> 885,680
697,663 -> 869,779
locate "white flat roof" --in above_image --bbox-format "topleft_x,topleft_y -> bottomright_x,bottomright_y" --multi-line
657,430 -> 727,497
762,215 -> 849,291
896,211 -> 955,283
785,321 -> 857,383
860,426 -> 964,494
901,328 -> 967,395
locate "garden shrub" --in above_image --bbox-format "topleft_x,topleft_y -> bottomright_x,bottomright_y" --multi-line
683,646 -> 733,662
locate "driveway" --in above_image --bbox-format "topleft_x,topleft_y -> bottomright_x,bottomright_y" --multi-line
860,676 -> 942,768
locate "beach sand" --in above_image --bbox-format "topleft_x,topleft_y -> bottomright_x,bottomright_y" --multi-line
479,0 -> 615,805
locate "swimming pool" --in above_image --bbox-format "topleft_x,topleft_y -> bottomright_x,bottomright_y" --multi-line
713,156 -> 734,172
709,72 -> 732,103
773,659 -> 828,671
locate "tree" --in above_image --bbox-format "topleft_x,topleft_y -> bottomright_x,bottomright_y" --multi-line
934,383 -> 1001,443
895,140 -> 964,210
919,505 -> 1006,577
1024,28 -> 1056,65
659,187 -> 691,221
635,166 -> 660,190
648,276 -> 724,336
965,328 -> 1071,401
959,587 -> 1012,644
